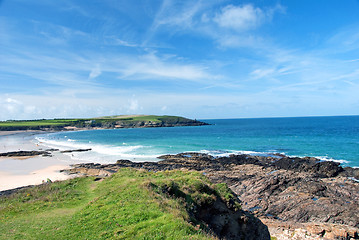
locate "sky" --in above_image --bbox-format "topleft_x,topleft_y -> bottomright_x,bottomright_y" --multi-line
1,0 -> 359,120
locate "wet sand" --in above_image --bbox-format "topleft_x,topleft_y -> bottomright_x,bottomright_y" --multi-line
0,131 -> 74,191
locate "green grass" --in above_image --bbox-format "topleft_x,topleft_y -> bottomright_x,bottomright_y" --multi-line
0,169 -> 239,239
0,119 -> 82,128
0,121 -> 70,127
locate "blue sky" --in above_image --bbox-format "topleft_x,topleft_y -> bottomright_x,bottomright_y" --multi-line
1,0 -> 359,120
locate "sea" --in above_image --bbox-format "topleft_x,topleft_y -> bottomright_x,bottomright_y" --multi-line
35,116 -> 359,168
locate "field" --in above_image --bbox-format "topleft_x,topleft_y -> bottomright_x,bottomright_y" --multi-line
0,169 -> 239,239
0,119 -> 79,127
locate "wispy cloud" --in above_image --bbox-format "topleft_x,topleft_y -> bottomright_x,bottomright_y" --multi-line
210,4 -> 285,48
146,2 -> 285,49
325,26 -> 359,52
31,20 -> 89,46
1,39 -> 218,94
104,37 -> 139,47
89,65 -> 102,79
128,97 -> 141,112
149,0 -> 205,31
115,52 -> 215,81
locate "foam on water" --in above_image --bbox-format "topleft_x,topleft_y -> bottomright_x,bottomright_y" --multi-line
199,149 -> 280,158
33,116 -> 359,167
314,156 -> 349,164
199,149 -> 349,164
35,135 -> 159,163
36,133 -> 355,165
35,135 -> 354,165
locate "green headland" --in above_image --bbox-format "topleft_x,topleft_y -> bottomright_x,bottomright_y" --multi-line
0,115 -> 208,131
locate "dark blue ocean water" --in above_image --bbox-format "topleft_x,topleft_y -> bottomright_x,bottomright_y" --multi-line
36,116 -> 359,167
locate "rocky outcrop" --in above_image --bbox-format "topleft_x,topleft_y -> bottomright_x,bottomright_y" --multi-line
153,176 -> 270,240
0,148 -> 92,158
0,150 -> 58,157
262,219 -> 359,240
196,198 -> 270,240
62,153 -> 359,239
60,148 -> 92,153
113,119 -> 208,128
62,163 -> 116,178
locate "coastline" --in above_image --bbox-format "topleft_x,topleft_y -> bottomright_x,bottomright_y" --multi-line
1,125 -> 358,192
0,131 -> 75,191
0,121 -> 209,191
1,129 -> 358,239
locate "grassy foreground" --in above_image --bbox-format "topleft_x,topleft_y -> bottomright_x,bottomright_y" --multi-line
0,169 -> 239,240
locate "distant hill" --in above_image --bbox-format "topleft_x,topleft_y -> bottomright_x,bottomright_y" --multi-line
0,115 -> 209,131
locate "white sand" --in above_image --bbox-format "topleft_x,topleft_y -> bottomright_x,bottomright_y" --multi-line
0,132 -> 76,191
0,165 -> 72,191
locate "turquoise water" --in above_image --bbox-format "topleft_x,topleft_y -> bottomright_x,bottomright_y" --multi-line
36,116 -> 359,167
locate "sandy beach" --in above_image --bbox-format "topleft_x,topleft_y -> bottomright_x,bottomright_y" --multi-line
0,131 -> 74,191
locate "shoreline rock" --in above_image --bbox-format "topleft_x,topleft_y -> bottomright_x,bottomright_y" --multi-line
60,148 -> 92,153
0,150 -> 56,157
0,148 -> 93,158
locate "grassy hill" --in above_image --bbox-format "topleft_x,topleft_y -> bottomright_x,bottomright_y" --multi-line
0,115 -> 208,131
0,169 -> 239,240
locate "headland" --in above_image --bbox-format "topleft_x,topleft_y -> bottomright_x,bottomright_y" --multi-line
0,115 -> 209,131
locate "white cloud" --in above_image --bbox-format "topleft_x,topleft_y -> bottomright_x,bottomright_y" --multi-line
146,2 -> 284,49
89,65 -> 102,79
0,80 -> 358,121
331,69 -> 359,81
24,105 -> 37,114
346,59 -> 359,62
215,34 -> 264,48
34,21 -> 88,46
104,36 -> 139,47
209,4 -> 285,48
1,97 -> 23,117
151,0 -> 204,30
214,3 -> 286,31
127,98 -> 141,113
323,26 -> 359,54
5,98 -> 22,104
214,4 -> 265,31
250,68 -> 276,79
113,39 -> 137,47
117,53 -> 215,81
1,40 -> 217,88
